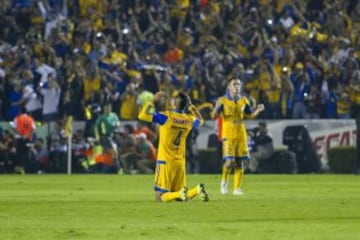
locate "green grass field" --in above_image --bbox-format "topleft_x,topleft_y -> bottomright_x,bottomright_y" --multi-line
0,174 -> 359,240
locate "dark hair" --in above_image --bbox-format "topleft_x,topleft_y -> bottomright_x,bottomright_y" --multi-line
227,77 -> 241,85
175,92 -> 190,110
103,101 -> 112,107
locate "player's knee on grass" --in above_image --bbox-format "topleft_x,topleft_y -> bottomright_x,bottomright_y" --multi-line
155,191 -> 162,202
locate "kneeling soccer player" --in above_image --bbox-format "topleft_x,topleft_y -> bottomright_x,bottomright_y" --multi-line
138,91 -> 209,202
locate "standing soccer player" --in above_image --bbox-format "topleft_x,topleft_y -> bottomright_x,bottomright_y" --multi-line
138,92 -> 209,202
211,78 -> 265,195
94,103 -> 121,173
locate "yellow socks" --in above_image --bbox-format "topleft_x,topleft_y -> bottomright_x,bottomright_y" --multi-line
187,186 -> 198,199
221,166 -> 231,183
233,168 -> 244,190
160,187 -> 198,201
160,192 -> 180,202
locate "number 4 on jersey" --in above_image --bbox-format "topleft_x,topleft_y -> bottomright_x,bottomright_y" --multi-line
173,131 -> 183,148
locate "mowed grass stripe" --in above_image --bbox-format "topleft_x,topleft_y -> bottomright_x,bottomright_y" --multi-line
0,174 -> 359,240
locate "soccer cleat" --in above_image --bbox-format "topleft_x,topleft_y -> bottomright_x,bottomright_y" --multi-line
233,188 -> 244,195
197,183 -> 209,202
179,187 -> 189,202
220,181 -> 228,194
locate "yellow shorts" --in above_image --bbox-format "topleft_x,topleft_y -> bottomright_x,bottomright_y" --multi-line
154,161 -> 186,192
222,139 -> 249,161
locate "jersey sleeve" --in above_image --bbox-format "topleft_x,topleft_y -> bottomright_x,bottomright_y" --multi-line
244,104 -> 252,114
192,118 -> 201,129
112,113 -> 121,127
243,97 -> 252,114
152,111 -> 168,125
138,101 -> 168,125
138,102 -> 155,122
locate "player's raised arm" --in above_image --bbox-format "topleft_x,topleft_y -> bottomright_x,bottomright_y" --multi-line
211,98 -> 223,119
189,104 -> 204,126
138,91 -> 168,125
184,93 -> 204,127
138,101 -> 155,123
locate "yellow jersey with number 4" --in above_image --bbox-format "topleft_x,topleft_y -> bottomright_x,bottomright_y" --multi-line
156,110 -> 197,164
138,102 -> 202,164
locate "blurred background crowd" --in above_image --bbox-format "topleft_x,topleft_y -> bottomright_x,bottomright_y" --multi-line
1,0 -> 360,174
1,0 -> 360,122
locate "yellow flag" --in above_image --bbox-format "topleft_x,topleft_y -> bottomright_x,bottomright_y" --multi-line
65,116 -> 73,137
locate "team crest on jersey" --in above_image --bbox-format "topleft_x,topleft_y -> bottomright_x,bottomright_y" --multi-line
228,106 -> 233,111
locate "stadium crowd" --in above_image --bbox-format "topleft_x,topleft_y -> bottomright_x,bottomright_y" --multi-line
1,0 -> 360,122
1,0 -> 360,173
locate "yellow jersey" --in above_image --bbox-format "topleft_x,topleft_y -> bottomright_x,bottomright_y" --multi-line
337,90 -> 351,115
120,94 -> 137,120
259,71 -> 280,103
244,79 -> 260,103
217,94 -> 251,141
83,76 -> 101,101
139,103 -> 202,164
350,85 -> 360,105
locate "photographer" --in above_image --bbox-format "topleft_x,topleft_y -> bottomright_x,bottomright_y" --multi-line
249,122 -> 274,173
133,133 -> 157,174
